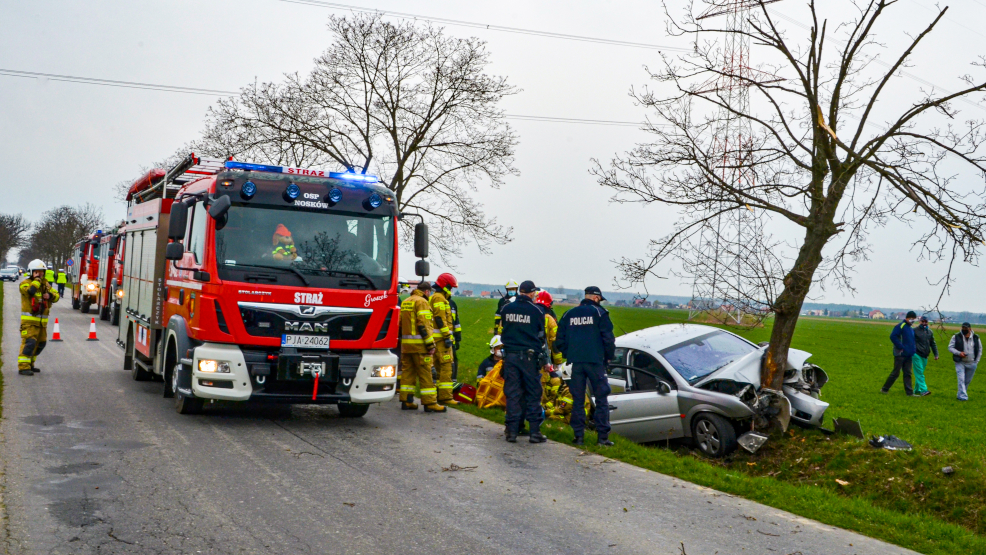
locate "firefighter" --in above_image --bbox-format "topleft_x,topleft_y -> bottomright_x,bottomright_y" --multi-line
450,294 -> 462,382
431,273 -> 458,405
56,269 -> 68,297
19,259 -> 59,376
500,280 -> 547,444
493,279 -> 519,335
536,291 -> 565,367
399,281 -> 445,412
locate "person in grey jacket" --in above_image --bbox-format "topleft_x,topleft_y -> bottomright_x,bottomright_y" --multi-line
948,322 -> 981,401
912,316 -> 938,396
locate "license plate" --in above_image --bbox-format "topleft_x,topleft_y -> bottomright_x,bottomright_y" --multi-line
281,334 -> 331,349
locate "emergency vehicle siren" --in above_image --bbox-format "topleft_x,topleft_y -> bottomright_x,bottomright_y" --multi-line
86,317 -> 99,341
50,318 -> 63,341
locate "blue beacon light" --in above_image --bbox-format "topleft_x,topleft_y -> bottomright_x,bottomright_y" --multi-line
285,183 -> 301,200
241,181 -> 257,199
328,188 -> 343,203
367,193 -> 382,209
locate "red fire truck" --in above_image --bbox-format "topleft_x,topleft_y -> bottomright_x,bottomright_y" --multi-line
70,231 -> 105,313
117,154 -> 416,415
93,228 -> 126,325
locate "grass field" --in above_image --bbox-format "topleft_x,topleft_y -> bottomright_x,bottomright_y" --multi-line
449,297 -> 986,554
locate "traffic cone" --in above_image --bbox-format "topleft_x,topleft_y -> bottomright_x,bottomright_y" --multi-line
50,318 -> 63,341
86,317 -> 98,341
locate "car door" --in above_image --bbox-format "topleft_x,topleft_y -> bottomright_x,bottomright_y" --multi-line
608,350 -> 685,443
606,348 -> 629,393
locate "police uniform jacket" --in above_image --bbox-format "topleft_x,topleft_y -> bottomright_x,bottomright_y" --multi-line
499,294 -> 545,353
556,299 -> 615,363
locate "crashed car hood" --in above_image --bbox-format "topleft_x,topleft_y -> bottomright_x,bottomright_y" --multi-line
693,347 -> 814,388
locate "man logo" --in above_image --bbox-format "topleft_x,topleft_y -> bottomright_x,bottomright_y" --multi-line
284,321 -> 328,333
300,305 -> 317,315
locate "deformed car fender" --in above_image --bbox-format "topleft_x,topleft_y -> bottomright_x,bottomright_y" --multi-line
678,390 -> 755,437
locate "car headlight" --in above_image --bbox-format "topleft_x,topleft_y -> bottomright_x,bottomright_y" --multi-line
371,365 -> 396,378
198,360 -> 231,373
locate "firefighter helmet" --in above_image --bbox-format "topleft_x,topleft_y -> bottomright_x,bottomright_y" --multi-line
535,290 -> 553,307
27,259 -> 46,272
489,335 -> 504,353
504,279 -> 519,290
435,272 -> 458,290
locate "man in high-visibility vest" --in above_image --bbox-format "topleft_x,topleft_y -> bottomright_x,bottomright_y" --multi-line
45,267 -> 55,283
399,281 -> 445,412
19,259 -> 59,376
430,273 -> 459,405
55,269 -> 68,297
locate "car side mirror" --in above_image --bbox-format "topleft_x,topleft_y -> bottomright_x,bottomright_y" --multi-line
165,242 -> 185,261
414,222 -> 429,259
657,381 -> 672,395
208,195 -> 231,220
168,202 -> 189,240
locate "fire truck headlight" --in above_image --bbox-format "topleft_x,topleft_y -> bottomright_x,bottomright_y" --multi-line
371,365 -> 396,378
198,360 -> 232,373
116,289 -> 125,298
86,282 -> 97,291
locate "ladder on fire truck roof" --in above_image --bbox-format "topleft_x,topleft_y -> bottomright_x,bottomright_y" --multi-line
131,153 -> 227,203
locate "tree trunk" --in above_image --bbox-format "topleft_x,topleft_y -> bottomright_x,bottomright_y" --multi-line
762,225 -> 831,391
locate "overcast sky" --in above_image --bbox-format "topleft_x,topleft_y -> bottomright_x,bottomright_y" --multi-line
2,0 -> 985,312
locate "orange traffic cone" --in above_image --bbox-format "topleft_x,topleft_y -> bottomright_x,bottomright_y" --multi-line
86,317 -> 99,341
50,318 -> 63,341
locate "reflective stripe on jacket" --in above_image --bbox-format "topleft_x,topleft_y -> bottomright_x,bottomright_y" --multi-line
429,291 -> 454,342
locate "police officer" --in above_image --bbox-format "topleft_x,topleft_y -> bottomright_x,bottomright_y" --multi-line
556,286 -> 616,446
499,280 -> 547,444
56,269 -> 68,297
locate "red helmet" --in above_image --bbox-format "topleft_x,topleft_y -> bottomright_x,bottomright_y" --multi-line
435,272 -> 458,290
536,290 -> 553,307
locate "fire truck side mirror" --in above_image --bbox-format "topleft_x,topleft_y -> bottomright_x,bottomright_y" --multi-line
168,202 -> 189,240
208,195 -> 231,220
414,259 -> 430,278
414,223 -> 429,259
108,235 -> 119,257
165,242 -> 185,261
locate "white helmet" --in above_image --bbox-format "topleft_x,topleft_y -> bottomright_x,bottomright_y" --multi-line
489,335 -> 504,354
504,279 -> 518,290
27,259 -> 46,272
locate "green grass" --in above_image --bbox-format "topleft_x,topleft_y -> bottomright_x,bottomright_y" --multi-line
450,297 -> 986,554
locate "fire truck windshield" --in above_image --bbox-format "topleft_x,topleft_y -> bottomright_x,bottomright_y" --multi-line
215,204 -> 394,291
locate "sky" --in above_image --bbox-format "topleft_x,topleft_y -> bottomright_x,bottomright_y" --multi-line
1,0 -> 985,313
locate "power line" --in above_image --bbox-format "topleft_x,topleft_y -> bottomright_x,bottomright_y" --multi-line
0,68 -> 237,96
0,68 -> 644,126
277,0 -> 693,52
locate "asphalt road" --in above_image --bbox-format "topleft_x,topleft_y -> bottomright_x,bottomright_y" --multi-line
0,282 -> 916,555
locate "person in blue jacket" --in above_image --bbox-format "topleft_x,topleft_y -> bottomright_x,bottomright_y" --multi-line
556,286 -> 617,446
882,310 -> 918,396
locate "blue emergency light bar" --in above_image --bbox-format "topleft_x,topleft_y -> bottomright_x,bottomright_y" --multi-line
224,161 -> 379,183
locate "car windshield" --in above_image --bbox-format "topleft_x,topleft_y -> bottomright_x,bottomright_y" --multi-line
659,330 -> 758,384
215,204 -> 394,291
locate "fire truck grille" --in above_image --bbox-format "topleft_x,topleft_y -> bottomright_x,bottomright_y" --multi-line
238,305 -> 372,340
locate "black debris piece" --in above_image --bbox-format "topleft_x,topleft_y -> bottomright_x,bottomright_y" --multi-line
869,435 -> 913,451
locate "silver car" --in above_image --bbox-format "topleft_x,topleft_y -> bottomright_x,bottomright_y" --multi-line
562,324 -> 829,457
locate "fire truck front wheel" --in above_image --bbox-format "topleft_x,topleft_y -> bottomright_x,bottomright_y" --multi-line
72,296 -> 80,310
99,304 -> 111,321
337,403 -> 370,418
173,364 -> 204,415
80,300 -> 91,314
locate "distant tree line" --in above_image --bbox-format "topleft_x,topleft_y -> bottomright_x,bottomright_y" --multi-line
0,205 -> 104,271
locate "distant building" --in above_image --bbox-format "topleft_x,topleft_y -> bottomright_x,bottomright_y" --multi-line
461,289 -> 474,297
868,310 -> 886,319
480,291 -> 491,298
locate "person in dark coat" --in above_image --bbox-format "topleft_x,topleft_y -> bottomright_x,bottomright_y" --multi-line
556,286 -> 616,446
499,280 -> 547,444
912,316 -> 938,396
882,311 -> 917,396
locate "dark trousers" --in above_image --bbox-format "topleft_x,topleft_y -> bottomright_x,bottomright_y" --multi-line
570,362 -> 612,438
882,355 -> 914,395
57,284 -> 65,297
503,352 -> 543,433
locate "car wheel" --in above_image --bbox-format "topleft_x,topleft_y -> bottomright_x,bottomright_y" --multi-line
337,403 -> 370,418
173,363 -> 203,415
692,413 -> 737,458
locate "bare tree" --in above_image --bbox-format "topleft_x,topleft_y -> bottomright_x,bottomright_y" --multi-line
0,213 -> 31,265
20,204 -> 104,269
592,0 -> 986,390
195,13 -> 519,262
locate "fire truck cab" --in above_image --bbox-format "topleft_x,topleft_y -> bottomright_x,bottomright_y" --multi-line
70,231 -> 104,313
118,155 -> 408,415
94,229 -> 126,325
